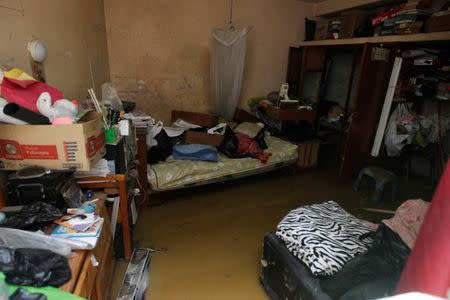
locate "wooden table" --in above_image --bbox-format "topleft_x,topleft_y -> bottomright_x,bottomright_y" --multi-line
265,105 -> 316,122
76,174 -> 132,261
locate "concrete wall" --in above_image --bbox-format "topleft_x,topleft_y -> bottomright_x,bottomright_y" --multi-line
104,0 -> 313,122
0,0 -> 110,100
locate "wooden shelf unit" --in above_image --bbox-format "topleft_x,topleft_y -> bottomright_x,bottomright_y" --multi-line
299,31 -> 450,47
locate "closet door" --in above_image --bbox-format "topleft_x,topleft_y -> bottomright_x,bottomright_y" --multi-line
339,43 -> 396,181
285,46 -> 327,102
286,47 -> 303,99
299,46 -> 327,103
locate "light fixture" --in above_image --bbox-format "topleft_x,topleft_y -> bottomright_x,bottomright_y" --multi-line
28,39 -> 47,63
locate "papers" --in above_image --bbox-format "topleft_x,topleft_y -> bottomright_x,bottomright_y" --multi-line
75,159 -> 111,178
52,217 -> 104,238
54,213 -> 99,232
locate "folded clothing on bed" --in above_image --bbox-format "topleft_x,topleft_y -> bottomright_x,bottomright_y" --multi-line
172,144 -> 218,162
276,201 -> 375,276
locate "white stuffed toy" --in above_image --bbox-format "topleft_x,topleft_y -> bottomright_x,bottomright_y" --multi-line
36,92 -> 79,123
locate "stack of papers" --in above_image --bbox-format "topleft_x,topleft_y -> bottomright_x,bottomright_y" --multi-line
51,213 -> 104,248
124,112 -> 154,128
75,159 -> 112,178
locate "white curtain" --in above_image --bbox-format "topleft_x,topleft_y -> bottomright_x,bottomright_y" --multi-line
211,26 -> 248,120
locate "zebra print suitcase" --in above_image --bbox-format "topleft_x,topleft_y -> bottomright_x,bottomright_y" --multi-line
259,233 -> 332,300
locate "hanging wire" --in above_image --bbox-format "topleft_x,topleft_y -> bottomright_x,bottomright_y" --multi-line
229,0 -> 234,28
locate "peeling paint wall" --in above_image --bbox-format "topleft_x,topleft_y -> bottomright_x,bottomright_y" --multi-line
0,0 -> 110,100
104,0 -> 313,122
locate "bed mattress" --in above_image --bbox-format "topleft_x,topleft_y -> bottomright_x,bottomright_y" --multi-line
260,233 -> 332,300
148,136 -> 298,191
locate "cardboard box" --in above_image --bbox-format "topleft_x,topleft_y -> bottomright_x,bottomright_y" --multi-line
425,12 -> 450,33
398,21 -> 424,34
297,139 -> 320,170
185,131 -> 224,147
0,111 -> 105,171
339,10 -> 369,38
314,20 -> 329,40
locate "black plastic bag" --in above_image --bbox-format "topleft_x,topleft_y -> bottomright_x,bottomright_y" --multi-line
0,202 -> 62,230
218,126 -> 246,159
255,127 -> 268,150
0,247 -> 71,287
147,129 -> 174,164
320,224 -> 410,300
9,288 -> 47,300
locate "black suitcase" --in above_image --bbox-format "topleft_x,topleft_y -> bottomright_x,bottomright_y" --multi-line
259,233 -> 332,300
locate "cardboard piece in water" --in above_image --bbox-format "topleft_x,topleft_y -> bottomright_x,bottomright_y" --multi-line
116,248 -> 152,300
0,111 -> 105,171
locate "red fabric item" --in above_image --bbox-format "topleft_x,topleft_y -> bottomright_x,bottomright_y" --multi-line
396,163 -> 450,297
371,3 -> 405,26
236,133 -> 272,163
1,77 -> 62,112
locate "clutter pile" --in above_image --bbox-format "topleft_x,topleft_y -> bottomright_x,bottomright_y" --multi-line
137,114 -> 273,165
0,164 -> 107,297
311,0 -> 450,41
272,199 -> 430,299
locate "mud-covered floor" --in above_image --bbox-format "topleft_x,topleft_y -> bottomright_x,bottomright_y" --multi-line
111,145 -> 434,299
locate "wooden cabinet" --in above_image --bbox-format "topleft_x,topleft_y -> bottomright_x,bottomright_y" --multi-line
61,200 -> 115,299
290,44 -> 396,181
338,44 -> 395,180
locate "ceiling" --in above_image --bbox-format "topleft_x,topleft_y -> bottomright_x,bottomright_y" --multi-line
299,0 -> 327,3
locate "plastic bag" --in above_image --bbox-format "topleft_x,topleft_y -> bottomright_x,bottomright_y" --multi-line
9,288 -> 47,300
147,130 -> 173,164
0,202 -> 62,230
385,104 -> 418,157
0,247 -> 71,287
101,82 -> 123,111
218,126 -> 245,158
0,228 -> 73,257
321,224 -> 410,299
147,120 -> 163,148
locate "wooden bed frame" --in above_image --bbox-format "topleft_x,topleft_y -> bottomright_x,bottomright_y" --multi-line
171,108 -> 260,125
139,108 -> 298,203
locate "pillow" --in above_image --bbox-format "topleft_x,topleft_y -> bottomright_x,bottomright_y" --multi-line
172,144 -> 218,162
234,122 -> 264,138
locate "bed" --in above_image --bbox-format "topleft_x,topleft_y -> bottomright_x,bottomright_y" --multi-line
147,109 -> 299,192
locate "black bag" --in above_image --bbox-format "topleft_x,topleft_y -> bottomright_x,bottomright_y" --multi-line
9,288 -> 47,300
0,202 -> 63,230
320,224 -> 410,300
147,129 -> 174,164
0,247 -> 71,287
255,127 -> 268,150
218,127 -> 245,159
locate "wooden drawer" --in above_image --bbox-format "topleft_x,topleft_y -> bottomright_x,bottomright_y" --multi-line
73,202 -> 113,299
94,235 -> 114,300
73,254 -> 98,298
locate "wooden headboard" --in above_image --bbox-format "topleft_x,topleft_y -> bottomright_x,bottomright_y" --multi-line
233,108 -> 260,123
171,108 -> 260,126
171,110 -> 218,127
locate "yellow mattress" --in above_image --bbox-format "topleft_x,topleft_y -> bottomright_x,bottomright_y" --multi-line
148,136 -> 298,191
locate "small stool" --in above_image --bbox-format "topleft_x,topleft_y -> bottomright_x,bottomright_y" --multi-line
353,166 -> 399,203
